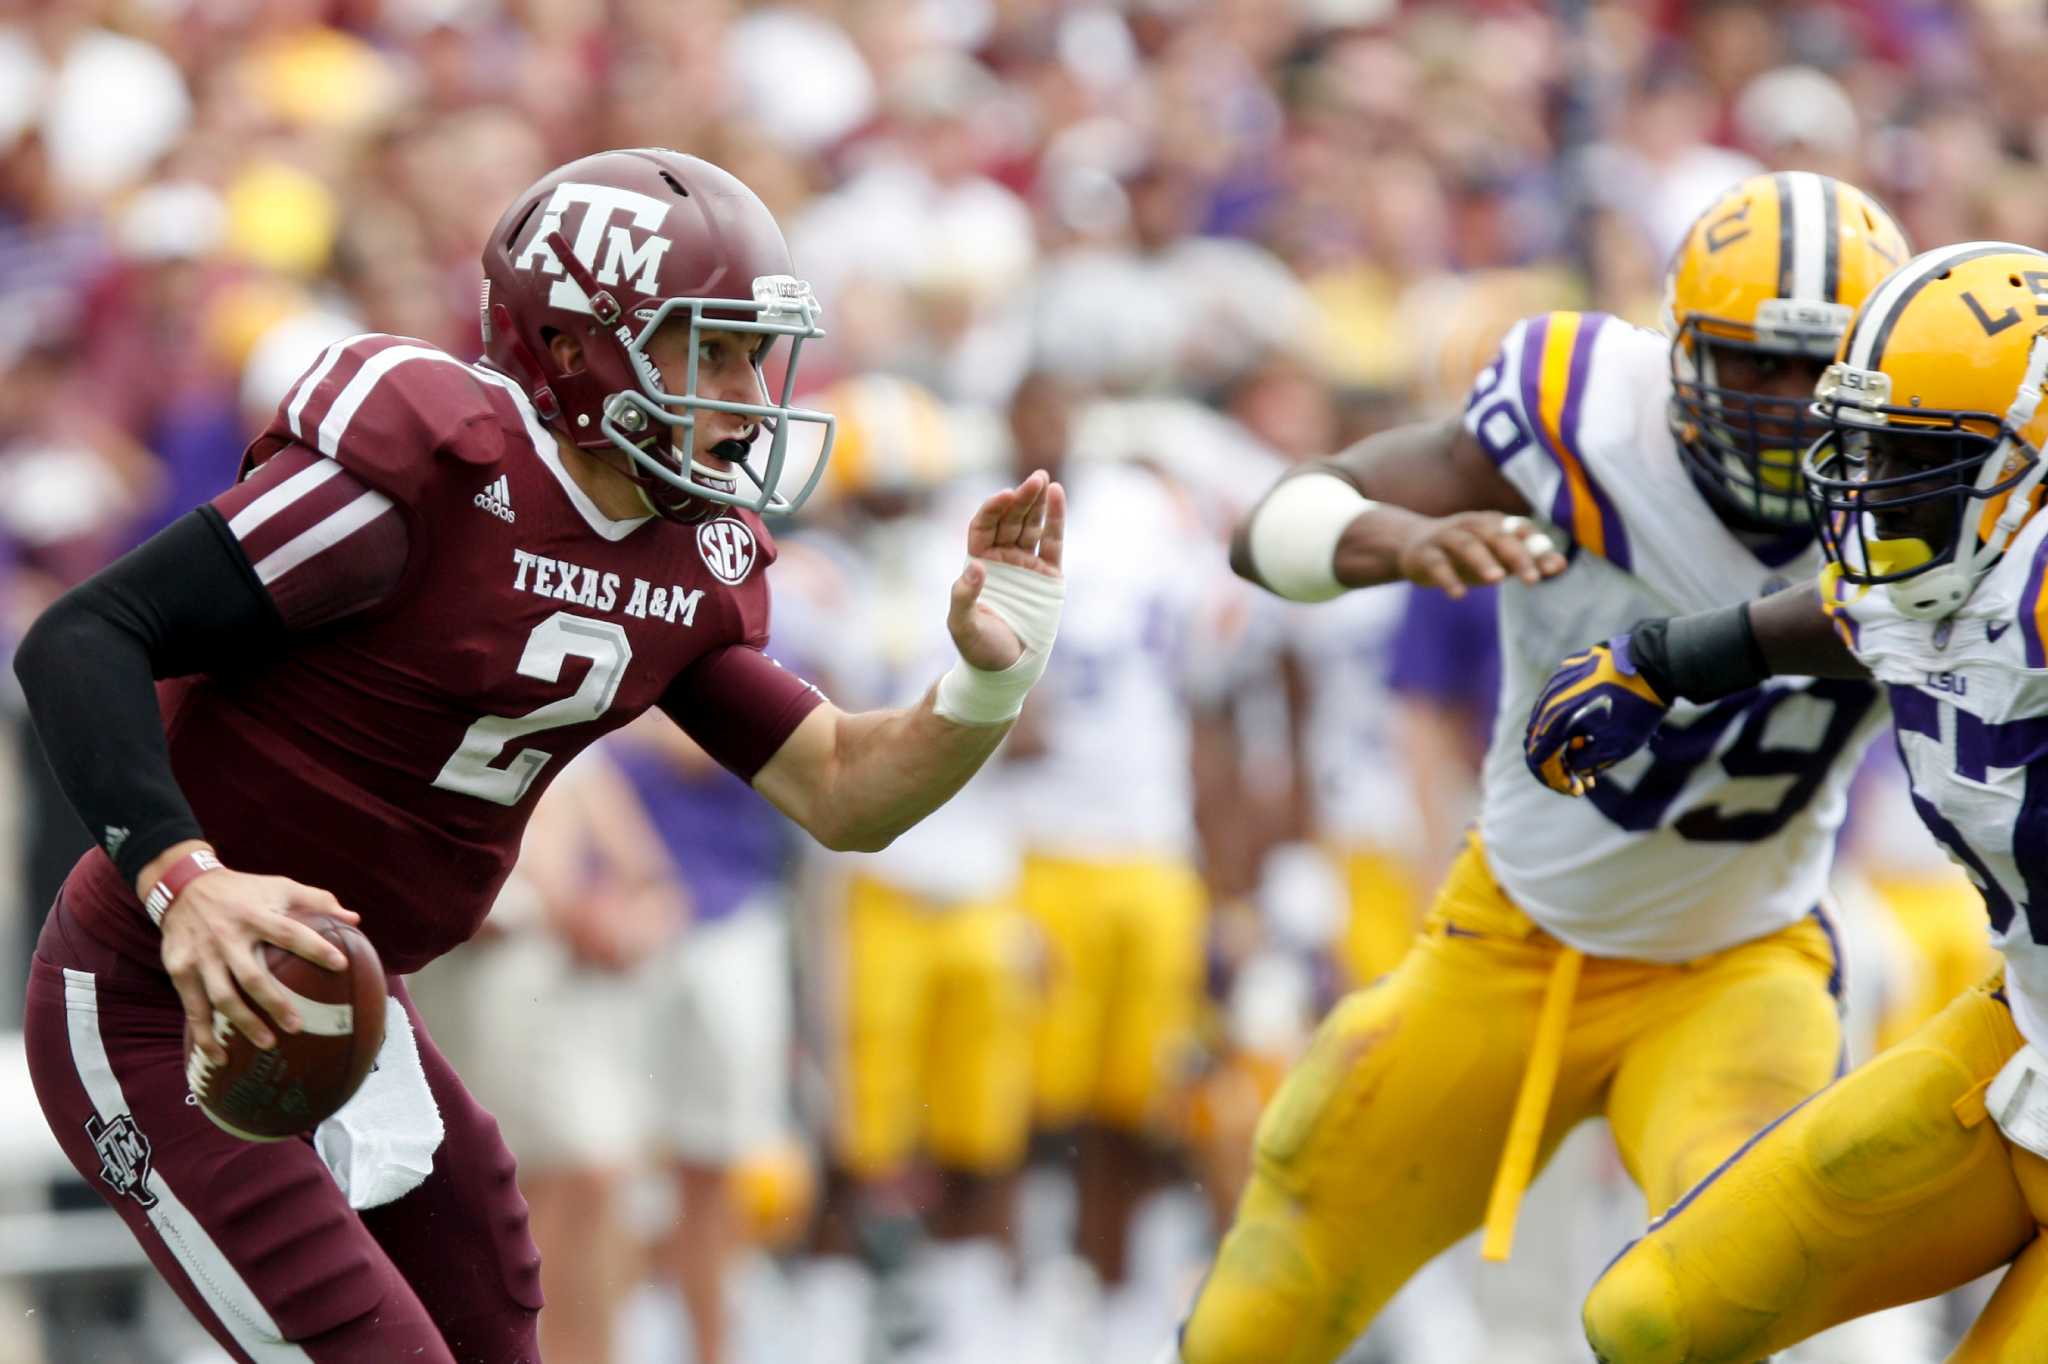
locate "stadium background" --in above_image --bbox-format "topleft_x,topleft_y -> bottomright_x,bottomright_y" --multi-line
0,0 -> 2040,1361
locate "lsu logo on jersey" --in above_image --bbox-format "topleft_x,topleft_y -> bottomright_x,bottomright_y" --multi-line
511,182 -> 674,315
698,518 -> 758,586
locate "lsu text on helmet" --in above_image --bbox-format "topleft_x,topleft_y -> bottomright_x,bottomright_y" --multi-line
480,147 -> 837,523
1664,172 -> 1910,528
1808,242 -> 2048,620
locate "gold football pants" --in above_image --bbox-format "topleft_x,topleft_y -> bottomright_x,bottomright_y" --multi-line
1584,973 -> 2048,1363
832,875 -> 1036,1180
1022,853 -> 1206,1133
1181,838 -> 1843,1364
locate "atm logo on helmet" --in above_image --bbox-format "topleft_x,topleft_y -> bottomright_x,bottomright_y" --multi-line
512,182 -> 674,315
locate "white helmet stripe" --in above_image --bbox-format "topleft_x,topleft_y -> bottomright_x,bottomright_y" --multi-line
1845,241 -> 2036,371
1785,172 -> 1829,302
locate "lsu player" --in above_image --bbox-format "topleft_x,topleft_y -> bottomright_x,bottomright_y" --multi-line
1166,173 -> 1910,1364
1526,242 -> 2048,1362
1285,577 -> 1432,987
781,374 -> 1039,1361
1000,369 -> 1216,1302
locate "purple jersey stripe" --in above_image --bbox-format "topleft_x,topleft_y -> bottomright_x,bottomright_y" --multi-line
1517,313 -> 1629,569
1514,315 -> 1573,530
1557,315 -> 1631,570
2022,539 -> 2048,668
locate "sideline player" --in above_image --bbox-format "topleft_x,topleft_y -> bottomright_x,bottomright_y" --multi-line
784,374 -> 1039,1363
1526,241 -> 2048,1363
608,712 -> 805,1364
1001,369 -> 1214,1303
408,743 -> 681,1364
1166,172 -> 1908,1364
15,148 -> 1064,1363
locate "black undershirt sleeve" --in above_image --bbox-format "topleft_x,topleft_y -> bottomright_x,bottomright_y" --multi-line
1627,604 -> 1771,704
14,507 -> 286,892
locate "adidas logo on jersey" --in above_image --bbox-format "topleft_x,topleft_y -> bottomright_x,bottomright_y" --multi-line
473,475 -> 515,523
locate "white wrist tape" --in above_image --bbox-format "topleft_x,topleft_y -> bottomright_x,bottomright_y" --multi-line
1246,472 -> 1372,602
934,560 -> 1065,725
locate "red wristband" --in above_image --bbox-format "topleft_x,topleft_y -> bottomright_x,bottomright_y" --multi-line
142,850 -> 224,927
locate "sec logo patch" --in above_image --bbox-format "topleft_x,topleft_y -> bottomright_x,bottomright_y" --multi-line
697,518 -> 758,586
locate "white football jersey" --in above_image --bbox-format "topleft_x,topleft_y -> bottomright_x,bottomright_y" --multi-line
1005,461 -> 1208,860
1469,311 -> 1886,961
1829,510 -> 2048,1052
775,506 -> 1021,904
1288,589 -> 1423,850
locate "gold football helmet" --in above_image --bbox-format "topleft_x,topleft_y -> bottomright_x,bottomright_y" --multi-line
1664,173 -> 1910,526
815,373 -> 957,506
1808,242 -> 2048,619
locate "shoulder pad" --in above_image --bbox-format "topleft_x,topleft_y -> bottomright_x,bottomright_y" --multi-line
242,334 -> 509,507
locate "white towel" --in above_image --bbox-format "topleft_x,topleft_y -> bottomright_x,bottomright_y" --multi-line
1989,1041 -> 2048,1162
314,998 -> 444,1210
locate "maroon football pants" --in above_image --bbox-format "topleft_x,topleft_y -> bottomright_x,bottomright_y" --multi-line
24,902 -> 542,1363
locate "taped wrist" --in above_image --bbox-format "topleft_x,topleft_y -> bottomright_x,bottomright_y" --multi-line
1245,471 -> 1372,602
934,560 -> 1064,725
1630,604 -> 1768,703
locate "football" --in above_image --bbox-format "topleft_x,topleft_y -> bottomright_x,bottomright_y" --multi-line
185,912 -> 386,1141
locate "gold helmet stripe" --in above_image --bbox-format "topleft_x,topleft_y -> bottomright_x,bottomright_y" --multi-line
1846,241 -> 2026,371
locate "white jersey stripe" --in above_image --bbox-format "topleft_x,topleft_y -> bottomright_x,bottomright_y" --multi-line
252,489 -> 398,585
61,970 -> 313,1361
226,460 -> 344,539
283,337 -> 359,441
1786,171 -> 1827,301
315,345 -> 475,461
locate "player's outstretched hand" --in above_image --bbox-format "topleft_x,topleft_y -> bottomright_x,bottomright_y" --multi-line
1397,511 -> 1568,599
1524,636 -> 1671,797
949,468 -> 1066,672
157,862 -> 360,1063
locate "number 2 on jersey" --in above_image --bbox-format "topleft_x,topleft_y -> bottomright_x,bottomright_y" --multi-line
433,612 -> 632,806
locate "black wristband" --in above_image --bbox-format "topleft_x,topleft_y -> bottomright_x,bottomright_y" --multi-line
1630,605 -> 1769,703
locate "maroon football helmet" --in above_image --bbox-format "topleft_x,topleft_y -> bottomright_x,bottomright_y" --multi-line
480,148 -> 835,522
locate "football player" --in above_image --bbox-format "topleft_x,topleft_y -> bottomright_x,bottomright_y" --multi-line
1526,241 -> 2048,1362
407,742 -> 681,1364
1166,172 -> 1909,1364
1001,369 -> 1216,1314
15,148 -> 1064,1363
783,374 -> 1040,1363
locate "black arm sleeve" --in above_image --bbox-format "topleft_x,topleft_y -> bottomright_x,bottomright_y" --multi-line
14,507 -> 286,890
1628,604 -> 1771,703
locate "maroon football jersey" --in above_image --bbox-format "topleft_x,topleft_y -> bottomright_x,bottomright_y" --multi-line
64,333 -> 824,973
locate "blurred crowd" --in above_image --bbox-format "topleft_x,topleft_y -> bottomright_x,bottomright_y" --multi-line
3,0 -> 2046,1361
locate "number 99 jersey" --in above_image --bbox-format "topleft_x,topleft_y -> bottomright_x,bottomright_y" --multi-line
1466,310 -> 1886,961
61,333 -> 825,977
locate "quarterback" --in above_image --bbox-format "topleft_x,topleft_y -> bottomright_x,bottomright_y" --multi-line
1168,173 -> 1908,1364
1528,242 -> 2048,1361
16,148 -> 1064,1363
